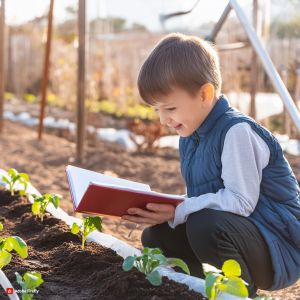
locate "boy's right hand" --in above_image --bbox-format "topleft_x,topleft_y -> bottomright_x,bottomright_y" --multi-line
121,203 -> 175,226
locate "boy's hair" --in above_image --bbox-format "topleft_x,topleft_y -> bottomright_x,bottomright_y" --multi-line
138,33 -> 222,104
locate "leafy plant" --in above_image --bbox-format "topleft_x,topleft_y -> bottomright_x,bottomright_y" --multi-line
71,216 -> 102,249
32,193 -> 61,222
203,259 -> 248,299
122,247 -> 190,286
0,224 -> 28,269
4,92 -> 14,101
2,168 -> 30,196
23,93 -> 37,103
15,271 -> 44,300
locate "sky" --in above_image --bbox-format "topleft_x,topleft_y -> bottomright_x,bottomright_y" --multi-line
4,0 -> 254,32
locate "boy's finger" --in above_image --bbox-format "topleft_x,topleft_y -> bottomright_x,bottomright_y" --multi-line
146,203 -> 174,212
127,208 -> 161,220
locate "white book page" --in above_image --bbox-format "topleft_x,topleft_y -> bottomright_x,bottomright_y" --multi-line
90,181 -> 184,200
66,165 -> 151,207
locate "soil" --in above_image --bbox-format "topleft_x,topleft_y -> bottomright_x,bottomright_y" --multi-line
0,119 -> 300,299
0,188 -> 207,300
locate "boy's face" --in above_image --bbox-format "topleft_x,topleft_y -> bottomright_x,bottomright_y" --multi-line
152,86 -> 215,137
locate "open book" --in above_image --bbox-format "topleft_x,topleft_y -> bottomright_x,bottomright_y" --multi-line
66,165 -> 184,217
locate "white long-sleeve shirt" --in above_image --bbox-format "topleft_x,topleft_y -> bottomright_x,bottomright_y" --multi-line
168,122 -> 270,228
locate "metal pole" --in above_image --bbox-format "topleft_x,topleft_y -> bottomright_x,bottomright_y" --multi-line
76,0 -> 86,162
249,0 -> 259,119
38,0 -> 54,140
230,0 -> 300,132
206,3 -> 231,42
281,68 -> 291,136
295,69 -> 300,109
0,0 -> 5,134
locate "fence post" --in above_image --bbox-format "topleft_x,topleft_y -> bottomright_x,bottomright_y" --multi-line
0,0 -> 5,134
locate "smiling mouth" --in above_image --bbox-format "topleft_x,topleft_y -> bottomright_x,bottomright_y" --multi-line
174,124 -> 182,130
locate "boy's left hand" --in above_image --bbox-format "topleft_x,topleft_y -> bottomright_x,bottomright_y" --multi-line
121,203 -> 175,225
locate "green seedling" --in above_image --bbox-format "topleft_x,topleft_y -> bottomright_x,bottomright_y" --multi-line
15,271 -> 44,300
122,247 -> 190,286
71,216 -> 102,249
32,193 -> 61,222
0,224 -> 28,269
2,168 -> 30,196
203,259 -> 248,299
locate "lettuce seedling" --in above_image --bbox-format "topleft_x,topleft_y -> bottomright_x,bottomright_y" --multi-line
0,225 -> 28,269
15,271 -> 44,300
2,168 -> 30,196
32,193 -> 61,222
122,247 -> 190,286
203,259 -> 248,299
71,216 -> 102,249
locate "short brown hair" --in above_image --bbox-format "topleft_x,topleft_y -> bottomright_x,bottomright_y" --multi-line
138,33 -> 222,104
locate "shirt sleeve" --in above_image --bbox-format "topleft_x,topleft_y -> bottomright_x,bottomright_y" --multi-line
168,122 -> 270,228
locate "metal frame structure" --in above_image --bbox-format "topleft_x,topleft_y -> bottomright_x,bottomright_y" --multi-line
208,0 -> 300,132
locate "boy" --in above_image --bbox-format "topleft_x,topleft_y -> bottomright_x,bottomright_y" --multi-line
121,33 -> 300,297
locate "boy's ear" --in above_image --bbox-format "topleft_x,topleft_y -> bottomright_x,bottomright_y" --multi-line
199,83 -> 215,104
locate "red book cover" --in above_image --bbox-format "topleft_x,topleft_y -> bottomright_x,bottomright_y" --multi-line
66,165 -> 183,217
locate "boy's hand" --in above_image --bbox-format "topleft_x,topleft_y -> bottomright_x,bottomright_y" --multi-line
121,203 -> 175,225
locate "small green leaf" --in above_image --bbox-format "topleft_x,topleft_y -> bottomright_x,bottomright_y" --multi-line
90,216 -> 102,231
205,272 -> 220,299
8,168 -> 17,177
2,175 -> 9,184
217,277 -> 249,298
32,201 -> 41,215
0,250 -> 12,269
143,247 -> 149,254
50,194 -> 61,208
167,258 -> 190,275
222,259 -> 241,277
4,236 -> 28,258
15,272 -> 24,288
146,270 -> 162,286
122,256 -> 136,271
15,271 -> 43,300
149,260 -> 160,272
71,223 -> 80,234
150,248 -> 162,255
19,173 -> 29,182
0,223 -> 3,231
152,253 -> 167,264
23,271 -> 44,289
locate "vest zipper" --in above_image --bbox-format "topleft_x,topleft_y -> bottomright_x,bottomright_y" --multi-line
187,132 -> 200,195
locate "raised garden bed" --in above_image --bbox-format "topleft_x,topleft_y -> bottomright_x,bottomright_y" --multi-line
0,188 -> 208,300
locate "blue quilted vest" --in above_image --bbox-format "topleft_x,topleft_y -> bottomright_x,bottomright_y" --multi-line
179,95 -> 300,290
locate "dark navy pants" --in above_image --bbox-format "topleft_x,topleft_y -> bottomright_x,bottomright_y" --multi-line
141,209 -> 274,297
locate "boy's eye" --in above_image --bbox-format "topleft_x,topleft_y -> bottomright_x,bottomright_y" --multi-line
166,107 -> 176,111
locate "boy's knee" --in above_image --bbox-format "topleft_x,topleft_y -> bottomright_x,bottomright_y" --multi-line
186,209 -> 224,241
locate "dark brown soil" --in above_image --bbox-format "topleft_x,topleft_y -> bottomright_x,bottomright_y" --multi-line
0,188 -> 207,300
